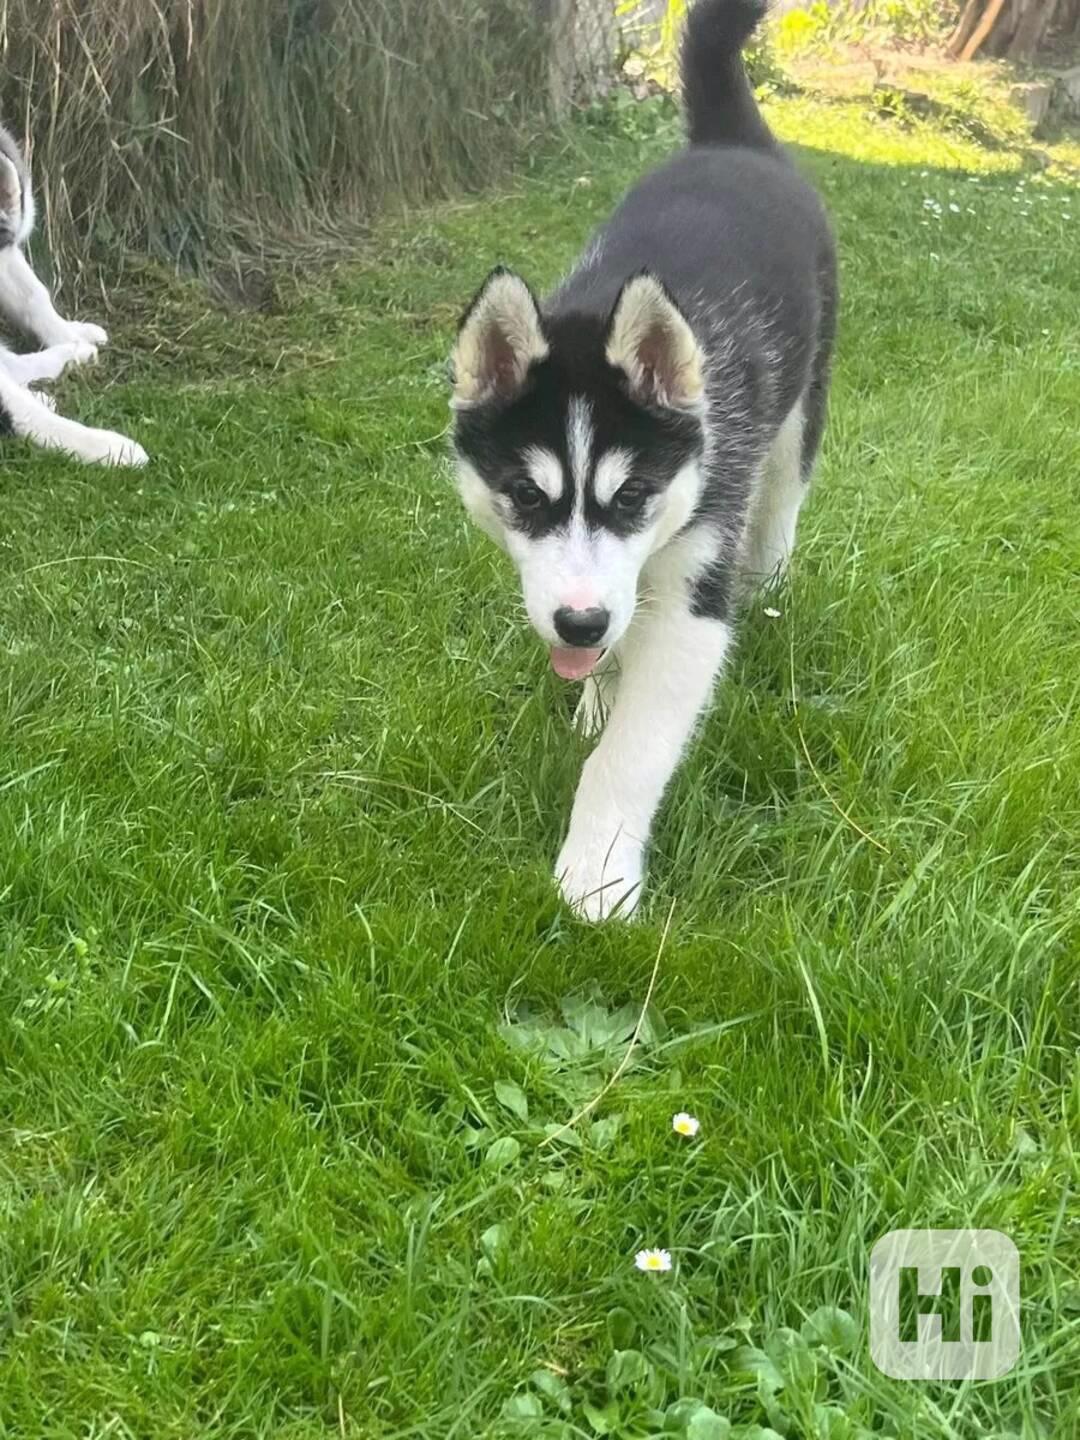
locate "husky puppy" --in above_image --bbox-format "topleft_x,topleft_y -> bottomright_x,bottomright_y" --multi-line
448,0 -> 836,919
0,123 -> 147,466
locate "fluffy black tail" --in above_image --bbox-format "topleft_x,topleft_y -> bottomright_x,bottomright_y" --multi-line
681,0 -> 774,150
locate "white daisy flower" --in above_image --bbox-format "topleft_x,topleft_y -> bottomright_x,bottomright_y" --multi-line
635,1248 -> 672,1273
672,1112 -> 701,1137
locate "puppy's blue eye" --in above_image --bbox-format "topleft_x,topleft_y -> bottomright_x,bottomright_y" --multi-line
613,481 -> 649,512
513,481 -> 545,510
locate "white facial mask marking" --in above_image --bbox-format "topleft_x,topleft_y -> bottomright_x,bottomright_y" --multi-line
593,448 -> 634,506
651,459 -> 705,551
523,445 -> 564,501
454,459 -> 507,548
567,396 -> 593,518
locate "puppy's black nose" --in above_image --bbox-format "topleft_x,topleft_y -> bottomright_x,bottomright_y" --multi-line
554,606 -> 610,647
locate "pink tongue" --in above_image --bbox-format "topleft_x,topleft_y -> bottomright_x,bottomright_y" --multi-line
550,646 -> 603,681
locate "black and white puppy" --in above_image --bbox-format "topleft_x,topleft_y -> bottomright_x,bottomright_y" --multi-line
449,0 -> 836,919
0,123 -> 147,466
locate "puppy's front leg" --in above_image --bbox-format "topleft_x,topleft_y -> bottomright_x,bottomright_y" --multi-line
0,244 -> 108,352
0,340 -> 97,385
555,607 -> 733,921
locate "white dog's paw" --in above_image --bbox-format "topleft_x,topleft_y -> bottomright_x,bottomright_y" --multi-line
4,340 -> 98,385
101,433 -> 148,468
78,429 -> 148,468
66,321 -> 109,348
555,827 -> 644,922
42,339 -> 98,375
68,339 -> 100,366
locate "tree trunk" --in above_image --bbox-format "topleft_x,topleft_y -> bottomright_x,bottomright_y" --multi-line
535,0 -> 617,118
948,0 -> 1078,62
1006,0 -> 1060,59
948,0 -> 986,58
958,0 -> 1008,61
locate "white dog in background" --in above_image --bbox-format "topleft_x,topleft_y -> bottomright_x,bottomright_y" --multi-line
0,123 -> 147,467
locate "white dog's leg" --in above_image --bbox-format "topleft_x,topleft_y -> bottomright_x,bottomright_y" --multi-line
555,606 -> 733,921
0,368 -> 147,467
0,244 -> 108,351
743,396 -> 807,586
0,339 -> 97,385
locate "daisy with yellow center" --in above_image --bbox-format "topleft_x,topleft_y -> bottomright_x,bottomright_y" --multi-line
672,1112 -> 700,1137
634,1248 -> 672,1273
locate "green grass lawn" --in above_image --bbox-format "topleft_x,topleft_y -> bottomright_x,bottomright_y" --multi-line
1,92 -> 1078,1439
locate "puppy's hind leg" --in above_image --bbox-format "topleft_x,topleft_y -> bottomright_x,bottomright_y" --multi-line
742,395 -> 808,589
0,369 -> 147,466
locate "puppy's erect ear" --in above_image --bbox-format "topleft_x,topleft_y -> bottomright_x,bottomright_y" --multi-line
450,267 -> 548,409
605,272 -> 705,413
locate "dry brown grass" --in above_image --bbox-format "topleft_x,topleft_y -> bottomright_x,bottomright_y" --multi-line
0,0 -> 549,292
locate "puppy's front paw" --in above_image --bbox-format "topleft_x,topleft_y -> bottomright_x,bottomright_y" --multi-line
67,321 -> 109,348
76,429 -> 149,468
68,339 -> 100,366
555,826 -> 644,922
46,339 -> 98,373
100,433 -> 148,468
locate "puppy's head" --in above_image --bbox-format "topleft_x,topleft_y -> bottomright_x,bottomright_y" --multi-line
449,267 -> 706,677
